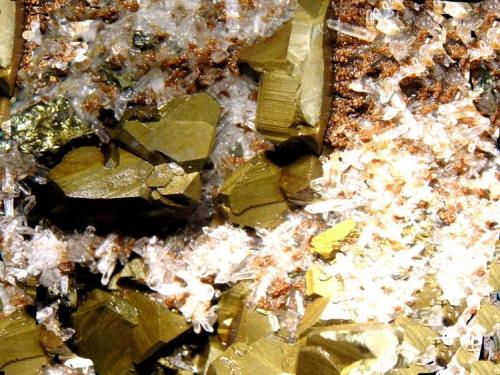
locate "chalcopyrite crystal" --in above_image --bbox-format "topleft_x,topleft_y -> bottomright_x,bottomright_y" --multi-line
0,0 -> 499,374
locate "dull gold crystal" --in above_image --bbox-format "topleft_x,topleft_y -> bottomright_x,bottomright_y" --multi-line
109,258 -> 148,290
229,306 -> 274,345
216,153 -> 289,228
296,325 -> 375,375
390,365 -> 430,375
49,146 -> 153,199
216,281 -> 251,344
280,154 -> 322,202
489,260 -> 500,290
10,98 -> 93,154
395,316 -> 438,354
124,290 -> 191,364
239,22 -> 292,72
305,266 -> 335,298
72,290 -> 138,375
243,0 -> 332,153
474,302 -> 500,332
125,93 -> 221,171
0,309 -> 49,374
471,361 -> 500,375
297,297 -> 330,337
0,0 -> 23,97
0,97 -> 10,124
73,289 -> 191,375
49,147 -> 202,213
156,171 -> 202,203
208,335 -> 299,375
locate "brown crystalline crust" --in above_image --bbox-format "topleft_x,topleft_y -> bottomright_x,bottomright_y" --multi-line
324,0 -> 381,150
324,0 -> 500,150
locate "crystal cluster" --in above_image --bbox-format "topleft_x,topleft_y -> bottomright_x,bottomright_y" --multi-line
0,0 -> 499,374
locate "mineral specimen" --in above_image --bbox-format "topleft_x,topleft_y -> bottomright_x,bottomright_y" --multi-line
9,98 -> 93,154
0,309 -> 49,374
310,219 -> 356,259
124,93 -> 221,171
72,290 -> 138,375
72,289 -> 191,374
296,324 -> 399,374
241,0 -> 332,153
0,0 -> 499,374
280,154 -> 322,202
125,290 -> 191,364
207,335 -> 299,375
49,146 -> 153,199
216,153 -> 289,228
0,0 -> 23,97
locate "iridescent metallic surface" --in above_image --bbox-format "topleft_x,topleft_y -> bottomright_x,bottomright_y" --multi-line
9,98 -> 92,154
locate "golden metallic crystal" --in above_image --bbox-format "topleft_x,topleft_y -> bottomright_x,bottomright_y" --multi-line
0,0 -> 23,97
296,324 -> 377,375
280,154 -> 322,202
216,153 -> 289,228
9,98 -> 93,154
73,289 -> 191,375
242,0 -> 332,153
310,219 -> 356,259
0,309 -> 49,374
125,93 -> 221,171
208,335 -> 299,375
49,146 -> 153,199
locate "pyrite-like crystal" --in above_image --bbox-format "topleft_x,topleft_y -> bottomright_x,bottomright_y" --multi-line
229,306 -> 274,345
305,266 -> 335,298
489,260 -> 500,290
0,0 -> 23,97
0,309 -> 49,374
109,258 -> 148,290
0,97 -> 10,124
216,282 -> 250,344
310,219 -> 356,259
156,171 -> 202,203
208,335 -> 299,375
296,296 -> 330,337
72,289 -> 191,375
72,290 -> 138,375
395,316 -> 438,354
216,154 -> 289,228
125,290 -> 191,364
280,154 -> 322,202
241,0 -> 332,153
296,323 -> 397,375
10,98 -> 93,154
471,361 -> 500,375
125,93 -> 221,171
49,146 -> 153,199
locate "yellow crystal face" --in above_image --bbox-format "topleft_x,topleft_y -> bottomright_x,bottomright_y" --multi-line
296,324 -> 382,375
280,154 -> 322,202
9,98 -> 93,154
125,93 -> 221,171
311,219 -> 356,259
208,335 -> 299,375
0,0 -> 22,97
305,266 -> 335,298
72,290 -> 191,375
216,153 -> 289,228
49,146 -> 153,199
0,309 -> 49,374
125,291 -> 191,364
243,0 -> 332,153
